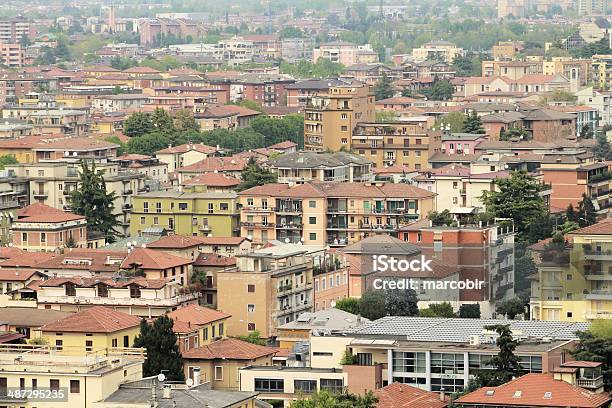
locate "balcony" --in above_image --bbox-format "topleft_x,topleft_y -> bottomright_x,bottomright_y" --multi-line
576,377 -> 604,389
585,290 -> 612,300
240,222 -> 275,228
276,223 -> 303,230
37,292 -> 199,307
584,248 -> 612,261
242,206 -> 274,213
33,191 -> 48,199
122,204 -> 132,212
63,190 -> 72,196
122,189 -> 134,195
0,200 -> 18,209
276,206 -> 302,214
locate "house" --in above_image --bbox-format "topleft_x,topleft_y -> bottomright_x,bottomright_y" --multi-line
0,307 -> 72,340
121,247 -> 193,284
155,143 -> 220,174
176,156 -> 248,181
167,304 -> 231,352
374,382 -> 448,408
181,173 -> 241,193
0,268 -> 46,295
193,252 -> 236,307
38,306 -> 141,353
183,338 -> 279,391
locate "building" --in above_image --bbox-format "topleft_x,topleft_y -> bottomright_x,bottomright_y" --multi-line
130,190 -> 240,238
0,308 -> 71,340
217,244 -> 319,338
269,151 -> 373,184
38,306 -> 141,352
352,122 -> 438,170
0,17 -> 36,43
35,276 -> 198,317
455,372 -> 611,407
231,74 -> 294,107
578,0 -> 607,15
0,343 -> 144,407
155,143 -> 219,174
281,38 -> 314,62
576,87 -> 612,126
304,82 -> 375,151
11,203 -> 87,251
167,304 -> 231,351
0,43 -> 24,68
121,247 -> 193,285
183,338 -> 278,390
181,173 -> 241,193
112,153 -> 169,183
286,78 -> 354,108
411,41 -> 464,63
375,382 -> 448,408
313,43 -> 379,66
238,181 -> 435,246
530,219 -> 612,322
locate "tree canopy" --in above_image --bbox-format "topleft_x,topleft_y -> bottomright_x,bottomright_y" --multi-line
133,316 -> 184,381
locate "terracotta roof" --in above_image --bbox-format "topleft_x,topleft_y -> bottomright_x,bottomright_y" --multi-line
40,306 -> 141,333
181,172 -> 240,187
167,304 -> 230,326
0,251 -> 55,268
414,164 -> 471,180
196,236 -> 246,245
172,319 -> 199,334
15,203 -> 85,223
155,143 -> 217,155
0,269 -> 41,282
182,338 -> 277,360
39,276 -> 168,290
221,104 -> 262,118
0,247 -> 25,259
178,156 -> 247,173
375,383 -> 447,408
193,253 -> 236,267
124,66 -> 161,74
147,235 -> 209,249
268,140 -> 298,149
33,137 -> 119,151
568,218 -> 612,236
455,373 -> 611,407
32,249 -> 128,273
121,248 -> 192,270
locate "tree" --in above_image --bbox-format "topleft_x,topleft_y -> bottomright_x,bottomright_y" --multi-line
419,302 -> 456,317
481,171 -> 548,243
459,304 -> 481,318
373,74 -> 394,100
435,111 -> 467,133
495,298 -> 525,319
428,209 -> 454,226
565,203 -> 578,223
422,78 -> 453,101
386,288 -> 419,317
594,132 -> 611,160
290,390 -> 378,408
124,112 -> 154,137
500,127 -> 528,141
133,316 -> 184,381
400,88 -> 413,97
0,155 -> 18,169
359,290 -> 386,320
375,110 -> 398,122
104,135 -> 126,156
150,108 -> 175,135
235,330 -> 266,346
238,158 -> 278,191
462,110 -> 485,134
335,298 -> 361,316
580,124 -> 594,139
70,161 -> 120,242
572,320 -> 612,391
173,109 -> 200,132
476,325 -> 521,386
577,193 -> 597,227
127,132 -> 172,156
279,26 -> 303,38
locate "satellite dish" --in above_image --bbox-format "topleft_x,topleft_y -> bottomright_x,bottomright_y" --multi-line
186,378 -> 194,387
157,373 -> 166,382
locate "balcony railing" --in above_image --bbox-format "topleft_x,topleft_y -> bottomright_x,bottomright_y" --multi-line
577,377 -> 604,389
37,293 -> 198,307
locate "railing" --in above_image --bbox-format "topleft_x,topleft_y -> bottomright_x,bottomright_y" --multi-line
576,377 -> 604,388
37,293 -> 198,307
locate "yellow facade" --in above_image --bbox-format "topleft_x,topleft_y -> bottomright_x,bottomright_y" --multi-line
39,326 -> 141,354
130,190 -> 240,237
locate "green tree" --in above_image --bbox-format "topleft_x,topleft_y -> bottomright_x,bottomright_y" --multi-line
385,288 -> 419,317
435,111 -> 467,133
70,161 -> 120,242
373,74 -> 394,100
359,290 -> 386,320
375,110 -> 398,123
580,124 -> 594,139
103,135 -> 126,156
133,316 -> 184,381
462,110 -> 485,134
235,330 -> 266,346
279,26 -> 304,38
250,115 -> 304,147
481,171 -> 547,242
495,298 -> 525,319
500,127 -> 528,141
150,108 -> 176,135
419,302 -> 456,317
594,132 -> 611,160
238,158 -> 278,191
565,203 -> 578,223
127,132 -> 172,156
577,193 -> 597,227
110,56 -> 137,70
572,320 -> 612,391
459,304 -> 481,318
173,109 -> 200,132
335,298 -> 361,316
422,78 -> 453,101
0,155 -> 18,169
476,325 -> 521,386
290,390 -> 378,408
124,112 -> 154,137
400,88 -> 413,97
428,209 -> 454,226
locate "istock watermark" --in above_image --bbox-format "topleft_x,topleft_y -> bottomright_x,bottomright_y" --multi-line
372,254 -> 433,272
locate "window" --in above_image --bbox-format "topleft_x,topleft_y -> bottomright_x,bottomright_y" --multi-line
392,351 -> 426,373
40,232 -> 46,243
0,377 -> 6,395
430,353 -> 464,374
431,377 -> 464,393
124,335 -> 129,347
153,216 -> 159,225
140,216 -> 145,225
320,379 -> 343,393
248,304 -> 255,313
19,378 -> 25,390
248,323 -> 256,331
309,216 -> 316,225
518,355 -> 542,373
357,353 -> 373,366
22,232 -> 27,242
50,379 -> 60,391
203,328 -> 208,341
70,380 -> 80,393
55,339 -> 63,350
85,340 -> 93,352
308,200 -> 317,208
208,203 -> 214,213
220,203 -> 228,211
294,380 -> 317,394
178,202 -> 188,210
219,323 -> 224,336
248,284 -> 255,293
254,378 -> 284,392
156,202 -> 161,213
112,338 -> 118,347
309,233 -> 316,241
341,125 -> 348,131
31,379 -> 37,390
214,366 -> 223,380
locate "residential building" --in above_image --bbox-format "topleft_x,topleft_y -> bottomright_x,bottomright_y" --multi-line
91,93 -> 150,112
181,173 -> 241,193
351,122 -> 438,170
0,269 -> 46,297
0,17 -> 36,43
344,63 -> 402,85
0,308 -> 71,340
11,203 -> 87,251
168,304 -> 231,351
183,338 -> 278,390
121,247 -> 193,285
578,0 -> 607,15
269,151 -> 373,184
231,74 -> 295,107
492,41 -> 524,60
281,38 -> 314,62
217,244 -> 319,338
576,86 -> 612,126
304,82 -> 375,151
0,121 -> 32,138
0,43 -> 24,68
238,181 -> 435,246
155,143 -> 219,174
129,190 -> 240,238
176,156 -> 248,183
17,248 -> 127,279
375,383 -> 448,408
530,219 -> 612,322
286,78 -> 353,108
591,54 -> 612,88
313,43 -> 379,66
411,41 -> 464,63
112,153 -> 169,183
35,276 -> 198,317
0,343 -> 144,407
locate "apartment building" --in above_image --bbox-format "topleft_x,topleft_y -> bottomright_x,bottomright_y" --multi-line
281,38 -> 314,62
0,343 -> 144,407
11,203 -> 87,251
286,78 -> 353,108
0,17 -> 36,43
112,153 -> 169,183
313,43 -> 378,66
304,82 -> 375,151
35,276 -> 198,317
0,43 -> 24,68
155,143 -> 220,174
269,151 -> 373,184
591,54 -> 612,88
91,93 -> 150,112
530,219 -> 612,322
129,190 -> 240,238
232,74 -> 295,107
238,181 -> 435,246
411,41 -> 464,63
351,122 -> 437,170
0,121 -> 32,138
576,86 -> 612,126
168,304 -> 231,351
217,245 -> 319,338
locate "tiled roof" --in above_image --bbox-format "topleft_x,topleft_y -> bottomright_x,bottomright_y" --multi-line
221,104 -> 262,118
182,338 -> 277,360
455,373 -> 611,407
155,143 -> 218,155
33,249 -> 128,273
0,269 -> 41,282
123,66 -> 161,74
375,383 -> 447,408
193,253 -> 236,267
39,276 -> 168,290
147,235 -> 209,249
568,218 -> 612,236
40,306 -> 141,333
33,137 -> 119,151
181,173 -> 240,187
413,164 -> 471,180
268,140 -> 298,149
197,236 -> 246,245
15,203 -> 85,223
121,248 -> 192,270
167,304 -> 230,326
178,156 -> 247,173
0,251 -> 55,268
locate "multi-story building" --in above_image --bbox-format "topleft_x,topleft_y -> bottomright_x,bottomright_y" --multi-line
269,151 -> 373,184
112,154 -> 169,183
0,17 -> 36,43
217,244 -> 319,338
154,143 -> 219,174
11,203 -> 88,251
167,304 -> 231,352
591,54 -> 612,88
576,86 -> 612,126
411,41 -> 464,63
238,181 -> 436,246
121,247 -> 193,285
129,190 -> 240,238
497,0 -> 526,18
286,78 -> 353,108
91,93 -> 150,113
0,43 -> 24,68
281,38 -> 314,62
304,82 -> 375,151
0,121 -> 32,138
313,43 -> 378,66
578,0 -> 607,15
231,74 -> 295,107
530,218 -> 612,322
351,122 -> 437,170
